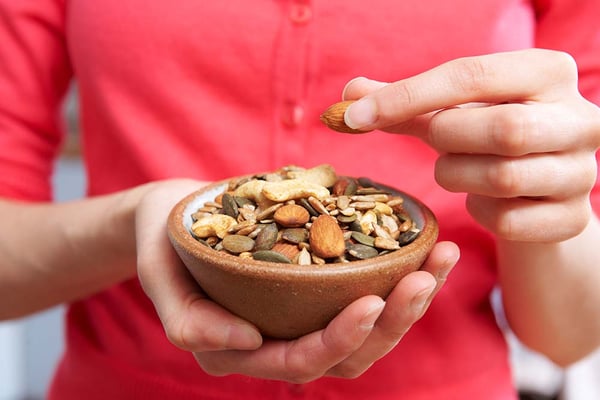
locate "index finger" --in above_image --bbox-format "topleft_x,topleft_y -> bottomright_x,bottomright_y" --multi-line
344,49 -> 578,131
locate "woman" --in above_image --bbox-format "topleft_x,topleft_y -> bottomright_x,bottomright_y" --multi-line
1,1 -> 599,398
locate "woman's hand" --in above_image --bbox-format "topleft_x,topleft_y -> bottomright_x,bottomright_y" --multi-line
342,49 -> 600,242
136,179 -> 459,382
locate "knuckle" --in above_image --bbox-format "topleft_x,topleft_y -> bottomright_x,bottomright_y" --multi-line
584,102 -> 600,148
487,160 -> 522,196
580,154 -> 599,192
164,323 -> 188,350
490,209 -> 517,240
491,110 -> 535,156
448,57 -> 489,94
164,316 -> 224,352
547,50 -> 578,82
282,352 -> 317,384
564,199 -> 592,236
389,80 -> 415,107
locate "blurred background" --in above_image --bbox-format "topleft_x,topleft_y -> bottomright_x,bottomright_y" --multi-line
0,87 -> 599,400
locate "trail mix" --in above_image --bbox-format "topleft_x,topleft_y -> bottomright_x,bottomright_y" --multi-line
189,164 -> 420,265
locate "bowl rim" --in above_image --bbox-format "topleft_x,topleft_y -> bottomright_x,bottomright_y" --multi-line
167,176 -> 439,279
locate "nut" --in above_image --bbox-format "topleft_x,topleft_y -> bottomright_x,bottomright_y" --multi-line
191,214 -> 238,239
274,204 -> 310,228
262,179 -> 330,202
309,215 -> 346,258
287,164 -> 338,188
319,100 -> 372,134
187,164 -> 421,265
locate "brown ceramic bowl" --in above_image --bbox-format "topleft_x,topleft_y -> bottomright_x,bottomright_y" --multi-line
167,177 -> 438,340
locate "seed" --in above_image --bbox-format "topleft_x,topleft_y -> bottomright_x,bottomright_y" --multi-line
374,202 -> 393,215
351,194 -> 391,202
374,237 -> 401,250
252,250 -> 291,264
205,236 -> 219,247
337,195 -> 350,210
387,198 -> 404,208
355,187 -> 388,195
281,228 -> 309,244
337,214 -> 357,224
221,193 -> 239,218
350,201 -> 376,211
347,243 -> 379,260
298,198 -> 319,217
308,196 -> 329,215
222,235 -> 255,253
339,207 -> 356,217
373,223 -> 395,241
398,228 -> 420,246
311,254 -> 326,265
254,223 -> 278,250
234,195 -> 255,208
238,207 -> 257,223
351,231 -> 375,247
380,214 -> 400,239
399,219 -> 413,232
256,203 -> 284,221
359,210 -> 377,235
296,247 -> 312,265
186,164 -> 421,266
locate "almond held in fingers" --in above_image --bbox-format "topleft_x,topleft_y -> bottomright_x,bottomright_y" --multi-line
320,100 -> 370,134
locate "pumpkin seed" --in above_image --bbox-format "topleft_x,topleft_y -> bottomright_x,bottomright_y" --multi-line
221,193 -> 239,218
398,228 -> 420,246
351,231 -> 376,247
187,164 -> 422,266
234,195 -> 255,208
281,228 -> 309,244
252,250 -> 291,264
254,223 -> 278,250
347,243 -> 379,260
337,214 -> 357,224
298,198 -> 319,217
222,235 -> 255,253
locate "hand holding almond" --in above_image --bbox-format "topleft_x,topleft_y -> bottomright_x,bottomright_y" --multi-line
328,49 -> 600,363
332,49 -> 600,243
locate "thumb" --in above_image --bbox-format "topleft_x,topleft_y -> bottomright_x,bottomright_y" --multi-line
342,77 -> 388,101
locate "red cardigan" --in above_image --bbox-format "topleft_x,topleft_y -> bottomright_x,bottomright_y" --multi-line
1,0 -> 599,398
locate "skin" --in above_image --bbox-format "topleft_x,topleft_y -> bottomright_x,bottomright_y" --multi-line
342,49 -> 600,365
0,48 -> 597,383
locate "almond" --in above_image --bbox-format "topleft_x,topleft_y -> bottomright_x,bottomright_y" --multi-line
273,204 -> 310,227
271,242 -> 300,261
309,215 -> 346,258
320,100 -> 369,134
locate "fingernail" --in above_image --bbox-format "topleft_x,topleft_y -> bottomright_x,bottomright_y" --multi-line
359,300 -> 385,330
341,76 -> 367,100
345,98 -> 377,129
227,324 -> 262,350
437,252 -> 460,282
410,285 -> 435,315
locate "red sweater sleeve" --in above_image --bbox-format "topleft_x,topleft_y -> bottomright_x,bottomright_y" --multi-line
533,0 -> 600,211
0,0 -> 72,201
